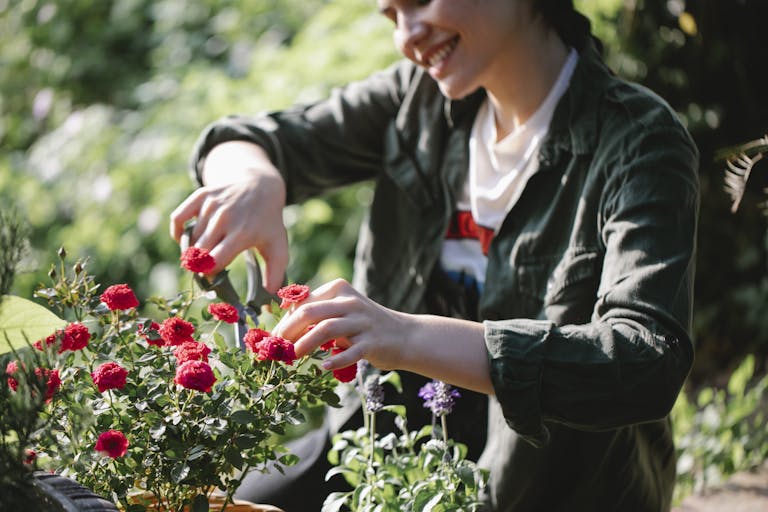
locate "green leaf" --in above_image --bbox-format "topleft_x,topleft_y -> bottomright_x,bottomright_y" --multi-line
456,463 -> 477,490
225,447 -> 244,469
0,295 -> 66,354
380,404 -> 406,418
727,355 -> 755,396
234,435 -> 260,450
379,370 -> 402,393
697,387 -> 714,408
321,491 -> 351,512
278,453 -> 300,466
230,409 -> 259,425
285,408 -> 306,425
171,462 -> 190,483
191,494 -> 209,512
149,424 -> 167,440
321,389 -> 341,407
414,491 -> 444,512
213,331 -> 229,353
187,445 -> 207,461
324,465 -> 357,482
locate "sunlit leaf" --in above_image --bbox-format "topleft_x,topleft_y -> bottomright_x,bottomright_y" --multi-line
0,295 -> 66,354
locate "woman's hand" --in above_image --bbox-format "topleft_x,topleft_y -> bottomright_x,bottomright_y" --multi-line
169,142 -> 289,292
274,278 -> 494,395
274,279 -> 410,371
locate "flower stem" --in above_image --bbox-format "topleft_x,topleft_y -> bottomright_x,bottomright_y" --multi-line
441,415 -> 449,448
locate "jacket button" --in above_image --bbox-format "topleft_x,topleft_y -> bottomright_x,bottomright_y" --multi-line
409,266 -> 424,286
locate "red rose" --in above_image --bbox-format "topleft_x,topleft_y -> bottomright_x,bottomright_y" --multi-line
95,430 -> 129,458
253,336 -> 296,366
174,360 -> 216,392
100,284 -> 139,311
62,322 -> 90,351
331,348 -> 357,383
5,360 -> 19,391
173,341 -> 211,364
138,321 -> 164,346
243,328 -> 270,353
35,367 -> 61,402
24,449 -> 36,465
305,324 -> 335,351
33,332 -> 60,351
6,362 -> 60,400
277,284 -> 310,309
159,316 -> 195,346
208,302 -> 239,324
180,247 -> 216,274
91,362 -> 128,393
320,339 -> 336,351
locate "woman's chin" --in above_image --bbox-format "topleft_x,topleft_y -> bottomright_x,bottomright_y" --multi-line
436,79 -> 479,101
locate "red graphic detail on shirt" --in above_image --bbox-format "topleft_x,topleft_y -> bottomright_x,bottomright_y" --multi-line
445,211 -> 494,255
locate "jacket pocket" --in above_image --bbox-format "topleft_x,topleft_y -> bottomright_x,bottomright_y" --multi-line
382,123 -> 438,209
543,250 -> 601,325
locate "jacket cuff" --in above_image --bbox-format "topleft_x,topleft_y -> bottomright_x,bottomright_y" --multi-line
484,319 -> 551,448
188,114 -> 283,186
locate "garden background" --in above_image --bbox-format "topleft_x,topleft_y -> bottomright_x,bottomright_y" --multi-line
1,0 -> 767,504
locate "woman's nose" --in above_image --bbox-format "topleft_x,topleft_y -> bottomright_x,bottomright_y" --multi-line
393,13 -> 428,57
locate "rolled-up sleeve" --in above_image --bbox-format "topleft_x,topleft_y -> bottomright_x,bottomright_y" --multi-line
187,60 -> 416,203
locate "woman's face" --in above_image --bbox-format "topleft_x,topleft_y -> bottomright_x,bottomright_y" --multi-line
378,0 -> 535,99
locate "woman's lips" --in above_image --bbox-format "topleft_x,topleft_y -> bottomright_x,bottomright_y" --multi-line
425,36 -> 459,69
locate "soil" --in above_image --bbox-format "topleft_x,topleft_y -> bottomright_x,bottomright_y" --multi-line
673,463 -> 768,512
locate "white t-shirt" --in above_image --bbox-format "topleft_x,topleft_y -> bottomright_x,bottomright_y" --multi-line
440,48 -> 578,292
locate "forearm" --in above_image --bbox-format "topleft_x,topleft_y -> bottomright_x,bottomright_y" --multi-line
398,314 -> 493,395
201,141 -> 285,191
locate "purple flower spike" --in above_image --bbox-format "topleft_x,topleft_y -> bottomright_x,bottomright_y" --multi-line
364,377 -> 385,413
418,380 -> 461,417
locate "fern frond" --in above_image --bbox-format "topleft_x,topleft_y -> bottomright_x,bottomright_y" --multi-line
720,134 -> 768,213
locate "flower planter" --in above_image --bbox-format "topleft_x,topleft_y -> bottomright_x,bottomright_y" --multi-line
30,471 -> 119,511
130,491 -> 285,512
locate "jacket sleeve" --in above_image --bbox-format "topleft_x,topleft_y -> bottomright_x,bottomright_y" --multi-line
188,60 -> 417,203
485,121 -> 699,448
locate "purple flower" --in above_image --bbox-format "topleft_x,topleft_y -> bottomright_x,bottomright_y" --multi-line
364,377 -> 385,413
418,380 -> 460,417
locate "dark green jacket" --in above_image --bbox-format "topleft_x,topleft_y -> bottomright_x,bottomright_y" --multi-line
191,35 -> 699,512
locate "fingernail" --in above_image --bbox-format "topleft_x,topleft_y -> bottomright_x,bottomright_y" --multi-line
321,360 -> 332,370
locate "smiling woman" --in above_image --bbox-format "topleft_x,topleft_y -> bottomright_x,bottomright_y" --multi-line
169,0 -> 699,510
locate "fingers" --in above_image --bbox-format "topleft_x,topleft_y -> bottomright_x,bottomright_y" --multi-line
169,188 -> 207,241
322,342 -> 365,371
259,232 -> 290,293
273,280 -> 358,339
206,235 -> 240,276
291,314 -> 365,358
168,182 -> 290,278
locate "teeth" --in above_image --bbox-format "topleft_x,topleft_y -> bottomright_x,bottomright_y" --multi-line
428,39 -> 456,67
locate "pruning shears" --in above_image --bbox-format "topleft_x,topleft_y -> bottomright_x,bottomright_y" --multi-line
180,221 -> 279,351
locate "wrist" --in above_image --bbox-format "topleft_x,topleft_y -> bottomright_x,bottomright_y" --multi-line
202,141 -> 284,191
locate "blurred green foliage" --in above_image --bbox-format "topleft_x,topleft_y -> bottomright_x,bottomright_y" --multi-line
1,0 -> 768,502
0,0 -> 397,303
672,354 -> 768,503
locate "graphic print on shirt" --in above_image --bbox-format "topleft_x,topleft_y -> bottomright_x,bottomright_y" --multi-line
439,48 -> 578,297
441,209 -> 491,293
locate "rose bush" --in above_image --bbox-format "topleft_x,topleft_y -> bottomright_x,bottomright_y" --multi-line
4,248 -> 343,511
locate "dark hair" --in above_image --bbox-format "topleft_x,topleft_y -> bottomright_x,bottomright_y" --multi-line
531,0 -> 592,50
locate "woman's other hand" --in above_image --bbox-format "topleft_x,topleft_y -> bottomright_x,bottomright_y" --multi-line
274,278 -> 493,394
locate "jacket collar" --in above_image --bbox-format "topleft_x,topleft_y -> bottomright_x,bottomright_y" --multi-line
443,36 -> 612,161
